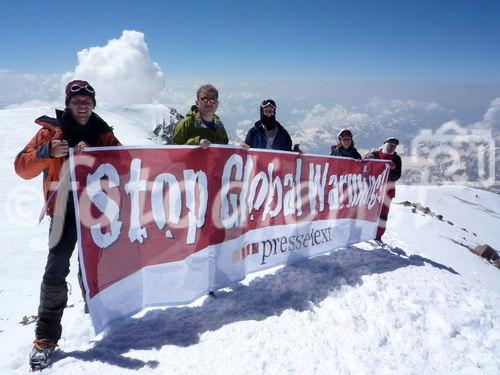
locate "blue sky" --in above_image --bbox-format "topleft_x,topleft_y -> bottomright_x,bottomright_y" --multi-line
1,0 -> 499,146
1,0 -> 499,82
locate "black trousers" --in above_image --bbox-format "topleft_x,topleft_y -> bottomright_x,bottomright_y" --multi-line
36,201 -> 83,342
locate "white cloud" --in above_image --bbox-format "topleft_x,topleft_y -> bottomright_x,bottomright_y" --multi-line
156,88 -> 192,115
237,119 -> 253,127
62,30 -> 165,105
471,97 -> 500,130
302,104 -> 372,128
0,72 -> 60,108
365,97 -> 445,113
226,92 -> 259,100
286,98 -> 450,153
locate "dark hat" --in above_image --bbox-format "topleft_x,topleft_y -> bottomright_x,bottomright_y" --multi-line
65,80 -> 96,107
384,137 -> 399,145
337,128 -> 353,139
261,98 -> 276,110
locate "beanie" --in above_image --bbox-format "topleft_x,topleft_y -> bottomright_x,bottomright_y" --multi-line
65,80 -> 96,107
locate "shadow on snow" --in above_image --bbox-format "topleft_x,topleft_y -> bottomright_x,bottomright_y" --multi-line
56,245 -> 458,369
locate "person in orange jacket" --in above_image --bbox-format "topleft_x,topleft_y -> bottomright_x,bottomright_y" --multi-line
14,80 -> 121,370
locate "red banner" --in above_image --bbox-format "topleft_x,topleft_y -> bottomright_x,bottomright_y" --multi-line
70,146 -> 389,333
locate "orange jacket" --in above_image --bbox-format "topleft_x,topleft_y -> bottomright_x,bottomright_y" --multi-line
14,111 -> 121,217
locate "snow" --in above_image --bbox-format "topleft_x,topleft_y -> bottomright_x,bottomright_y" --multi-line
0,104 -> 499,374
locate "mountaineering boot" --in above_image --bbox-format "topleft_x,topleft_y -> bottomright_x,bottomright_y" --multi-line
29,338 -> 57,371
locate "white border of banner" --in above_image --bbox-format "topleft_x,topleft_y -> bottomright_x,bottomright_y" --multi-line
84,219 -> 376,333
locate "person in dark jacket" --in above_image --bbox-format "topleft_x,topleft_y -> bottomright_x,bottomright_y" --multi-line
364,137 -> 402,242
330,129 -> 362,159
15,80 -> 121,370
243,99 -> 293,151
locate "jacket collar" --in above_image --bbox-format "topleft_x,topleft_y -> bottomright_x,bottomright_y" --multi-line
190,109 -> 224,129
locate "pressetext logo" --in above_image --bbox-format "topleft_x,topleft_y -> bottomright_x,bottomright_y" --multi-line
233,226 -> 334,265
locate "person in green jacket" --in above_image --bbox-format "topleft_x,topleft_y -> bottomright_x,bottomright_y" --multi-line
173,84 -> 229,148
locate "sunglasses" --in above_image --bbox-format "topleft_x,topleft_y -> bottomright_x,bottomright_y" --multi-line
198,97 -> 217,104
70,83 -> 95,94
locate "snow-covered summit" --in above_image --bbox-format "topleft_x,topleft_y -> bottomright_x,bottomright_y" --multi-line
0,104 -> 499,374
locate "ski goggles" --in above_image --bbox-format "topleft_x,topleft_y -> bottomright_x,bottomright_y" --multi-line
261,99 -> 276,110
69,83 -> 95,94
384,137 -> 399,145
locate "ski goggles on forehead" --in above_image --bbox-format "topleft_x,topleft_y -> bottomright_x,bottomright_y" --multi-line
385,138 -> 399,146
70,83 -> 95,94
261,100 -> 276,109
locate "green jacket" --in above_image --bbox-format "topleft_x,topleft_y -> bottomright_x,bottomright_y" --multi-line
173,108 -> 229,145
